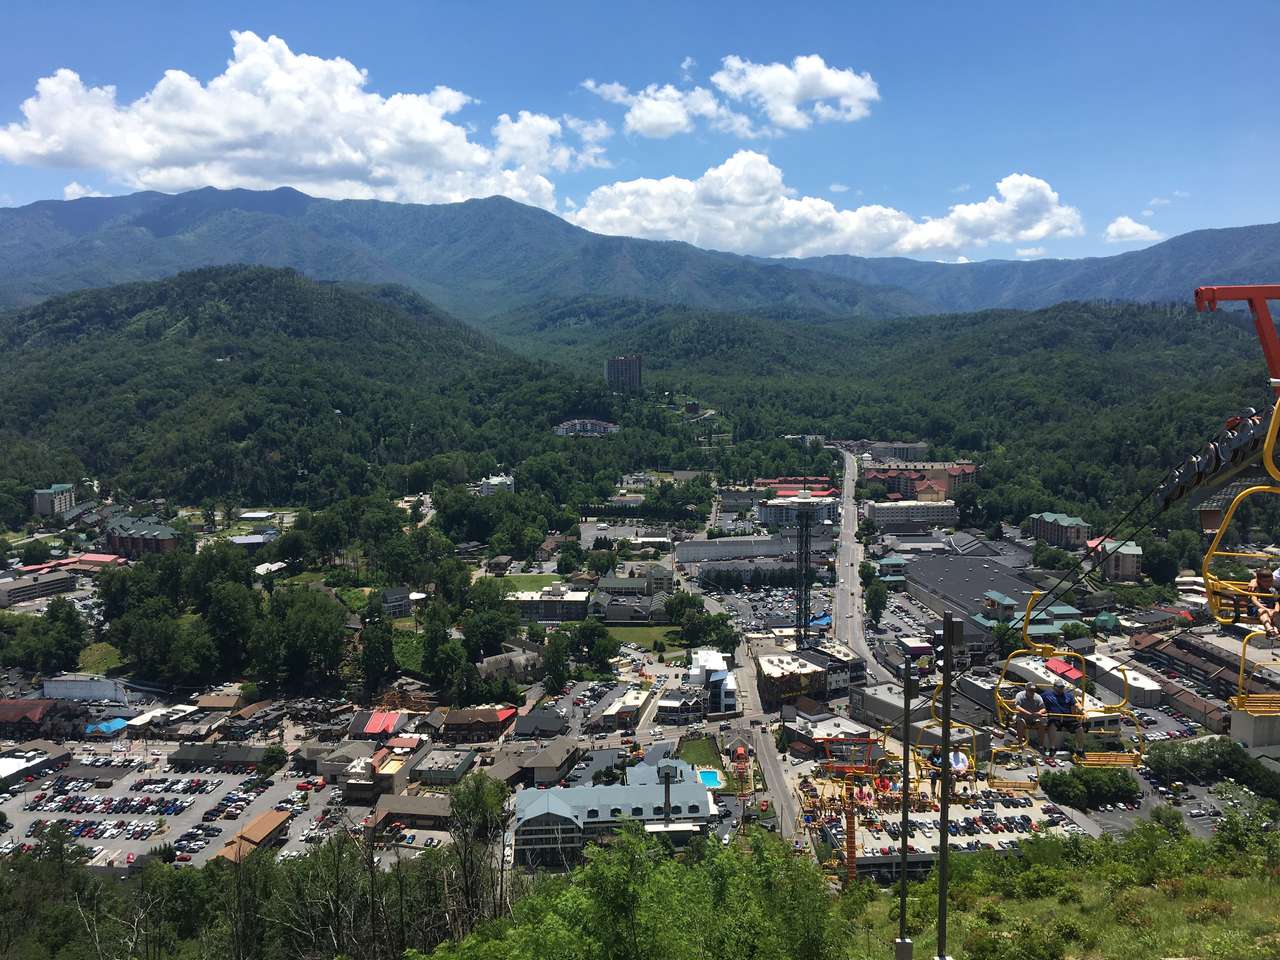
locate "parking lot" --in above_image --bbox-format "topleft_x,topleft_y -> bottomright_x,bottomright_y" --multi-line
0,752 -> 321,867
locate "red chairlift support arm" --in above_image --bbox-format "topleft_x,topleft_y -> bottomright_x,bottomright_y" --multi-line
1196,285 -> 1280,395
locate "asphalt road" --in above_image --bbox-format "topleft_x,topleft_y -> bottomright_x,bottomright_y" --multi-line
832,450 -> 893,686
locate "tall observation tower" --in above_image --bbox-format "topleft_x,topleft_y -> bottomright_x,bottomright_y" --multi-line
761,488 -> 838,649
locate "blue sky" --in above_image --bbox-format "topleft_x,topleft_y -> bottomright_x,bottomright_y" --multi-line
1,1 -> 1276,260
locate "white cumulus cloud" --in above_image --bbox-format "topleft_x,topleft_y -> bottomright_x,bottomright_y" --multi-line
1148,196 -> 1171,206
0,31 -> 608,210
567,150 -> 1083,257
1141,208 -> 1155,218
1015,246 -> 1046,258
710,54 -> 879,129
63,181 -> 105,200
582,78 -> 757,139
829,182 -> 850,193
1104,215 -> 1164,243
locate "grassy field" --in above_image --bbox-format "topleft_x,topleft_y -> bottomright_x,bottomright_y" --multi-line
606,625 -> 681,650
78,642 -> 122,675
392,630 -> 422,673
500,574 -> 562,591
676,736 -> 724,771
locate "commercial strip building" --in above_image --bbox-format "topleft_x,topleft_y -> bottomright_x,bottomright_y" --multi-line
212,809 -> 292,863
1026,512 -> 1092,548
41,673 -> 133,704
1084,653 -> 1162,708
0,570 -> 77,608
439,706 -> 518,743
513,759 -> 711,867
0,741 -> 72,790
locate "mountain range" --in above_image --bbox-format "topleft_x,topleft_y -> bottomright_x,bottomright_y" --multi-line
3,187 -> 1278,325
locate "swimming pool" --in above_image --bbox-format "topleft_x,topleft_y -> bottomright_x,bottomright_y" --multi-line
698,769 -> 725,789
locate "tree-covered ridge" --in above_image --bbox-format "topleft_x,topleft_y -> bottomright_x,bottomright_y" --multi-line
497,295 -> 1265,528
782,219 -> 1280,313
0,187 -> 929,320
0,267 -> 613,505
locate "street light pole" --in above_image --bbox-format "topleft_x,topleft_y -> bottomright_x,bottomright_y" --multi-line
935,612 -> 956,960
895,668 -> 914,960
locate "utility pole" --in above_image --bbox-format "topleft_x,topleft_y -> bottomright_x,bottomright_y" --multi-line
895,668 -> 914,960
935,612 -> 956,960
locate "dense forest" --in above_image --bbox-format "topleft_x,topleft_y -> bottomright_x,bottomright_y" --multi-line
0,267 -> 833,525
494,295 -> 1266,532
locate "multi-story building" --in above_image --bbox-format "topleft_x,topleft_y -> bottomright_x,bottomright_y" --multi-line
605,355 -> 643,393
32,483 -> 76,518
1088,538 -> 1143,581
755,653 -> 827,709
554,418 -> 620,437
864,440 -> 930,461
757,491 -> 840,528
862,462 -> 977,499
1026,512 -> 1092,548
512,584 -> 590,622
687,648 -> 739,713
655,687 -> 708,725
479,473 -> 515,496
0,571 -> 76,608
105,515 -> 178,557
864,500 -> 958,530
513,759 -> 711,867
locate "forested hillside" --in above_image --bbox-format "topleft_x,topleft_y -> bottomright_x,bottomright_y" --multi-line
495,295 -> 1266,529
0,267 -> 838,514
782,220 -> 1280,312
0,188 -> 928,320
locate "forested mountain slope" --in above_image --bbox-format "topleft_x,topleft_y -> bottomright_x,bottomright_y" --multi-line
0,267 -> 629,504
0,187 -> 928,320
495,294 -> 1266,526
782,221 -> 1280,312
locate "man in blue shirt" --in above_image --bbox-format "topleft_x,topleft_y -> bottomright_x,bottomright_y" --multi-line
1042,678 -> 1085,757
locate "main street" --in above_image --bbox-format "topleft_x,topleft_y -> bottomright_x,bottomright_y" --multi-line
831,449 -> 892,685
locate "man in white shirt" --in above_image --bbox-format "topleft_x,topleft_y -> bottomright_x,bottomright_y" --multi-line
1012,681 -> 1047,749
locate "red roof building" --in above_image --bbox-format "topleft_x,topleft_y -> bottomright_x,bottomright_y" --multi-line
1045,658 -> 1085,683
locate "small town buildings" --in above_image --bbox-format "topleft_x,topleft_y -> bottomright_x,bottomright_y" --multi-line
477,649 -> 542,682
513,707 -> 569,739
440,706 -> 518,743
370,792 -> 452,835
654,687 -> 708,725
408,748 -> 477,786
213,809 -> 292,863
0,570 -> 76,608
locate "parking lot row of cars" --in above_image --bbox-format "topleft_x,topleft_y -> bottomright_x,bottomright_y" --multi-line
25,817 -> 163,843
129,776 -> 224,795
25,791 -> 194,817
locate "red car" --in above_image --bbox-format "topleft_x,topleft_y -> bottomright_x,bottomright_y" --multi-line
296,782 -> 312,791
176,854 -> 191,862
